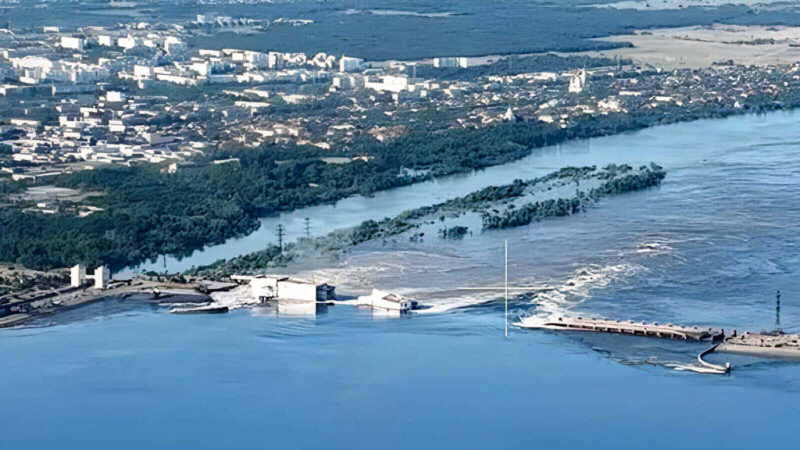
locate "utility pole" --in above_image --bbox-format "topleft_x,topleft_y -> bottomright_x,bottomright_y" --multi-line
276,224 -> 285,252
505,239 -> 508,339
774,290 -> 783,334
455,240 -> 543,340
304,217 -> 311,237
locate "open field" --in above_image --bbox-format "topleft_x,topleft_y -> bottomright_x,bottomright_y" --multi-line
578,24 -> 800,69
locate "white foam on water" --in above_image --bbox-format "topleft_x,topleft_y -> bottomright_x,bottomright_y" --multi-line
158,302 -> 209,308
413,291 -> 501,315
210,286 -> 259,310
287,238 -> 678,316
309,250 -> 483,293
518,261 -> 655,327
636,241 -> 673,254
329,299 -> 361,306
519,238 -> 683,327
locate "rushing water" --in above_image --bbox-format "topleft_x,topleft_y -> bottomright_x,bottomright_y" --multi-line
2,111 -> 799,449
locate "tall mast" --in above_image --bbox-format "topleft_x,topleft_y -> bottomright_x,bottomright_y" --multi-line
505,240 -> 508,339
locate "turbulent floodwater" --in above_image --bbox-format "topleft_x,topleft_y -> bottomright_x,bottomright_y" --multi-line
2,112 -> 799,449
293,111 -> 800,328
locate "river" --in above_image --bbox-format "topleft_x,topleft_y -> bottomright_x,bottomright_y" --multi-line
2,111 -> 799,449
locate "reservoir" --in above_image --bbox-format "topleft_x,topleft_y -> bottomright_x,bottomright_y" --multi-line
2,111 -> 799,449
118,110 -> 800,277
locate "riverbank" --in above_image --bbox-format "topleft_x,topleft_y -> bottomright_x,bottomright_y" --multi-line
115,109 -> 799,277
0,278 -> 215,328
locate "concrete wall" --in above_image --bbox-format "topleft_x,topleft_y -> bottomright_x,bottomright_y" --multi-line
94,266 -> 109,289
70,264 -> 86,287
277,280 -> 318,302
251,277 -> 279,301
250,276 -> 332,302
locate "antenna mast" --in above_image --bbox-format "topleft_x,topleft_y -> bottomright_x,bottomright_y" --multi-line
505,240 -> 508,339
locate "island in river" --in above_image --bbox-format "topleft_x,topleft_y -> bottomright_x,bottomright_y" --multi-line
189,163 -> 666,278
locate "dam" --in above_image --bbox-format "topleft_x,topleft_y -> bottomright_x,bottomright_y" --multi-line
529,316 -> 722,341
519,314 -> 799,374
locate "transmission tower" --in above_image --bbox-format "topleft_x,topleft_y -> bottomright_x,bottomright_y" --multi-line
276,224 -> 285,252
774,290 -> 783,334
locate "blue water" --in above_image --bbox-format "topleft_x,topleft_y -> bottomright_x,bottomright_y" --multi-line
1,307 -> 798,449
2,111 -> 800,449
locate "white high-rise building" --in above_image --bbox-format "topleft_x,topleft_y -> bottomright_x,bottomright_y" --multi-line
569,69 -> 586,93
339,56 -> 364,73
60,36 -> 85,51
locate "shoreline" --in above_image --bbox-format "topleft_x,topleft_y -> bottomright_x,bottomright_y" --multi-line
0,279 -> 213,328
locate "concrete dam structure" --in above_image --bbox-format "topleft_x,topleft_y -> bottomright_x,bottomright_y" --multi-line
520,314 -> 799,374
533,316 -> 721,341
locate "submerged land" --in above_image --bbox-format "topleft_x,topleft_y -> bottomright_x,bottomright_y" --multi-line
187,164 -> 666,277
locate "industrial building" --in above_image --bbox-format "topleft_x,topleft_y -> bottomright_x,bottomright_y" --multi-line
357,289 -> 413,313
70,264 -> 110,289
246,276 -> 335,303
433,56 -> 468,68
